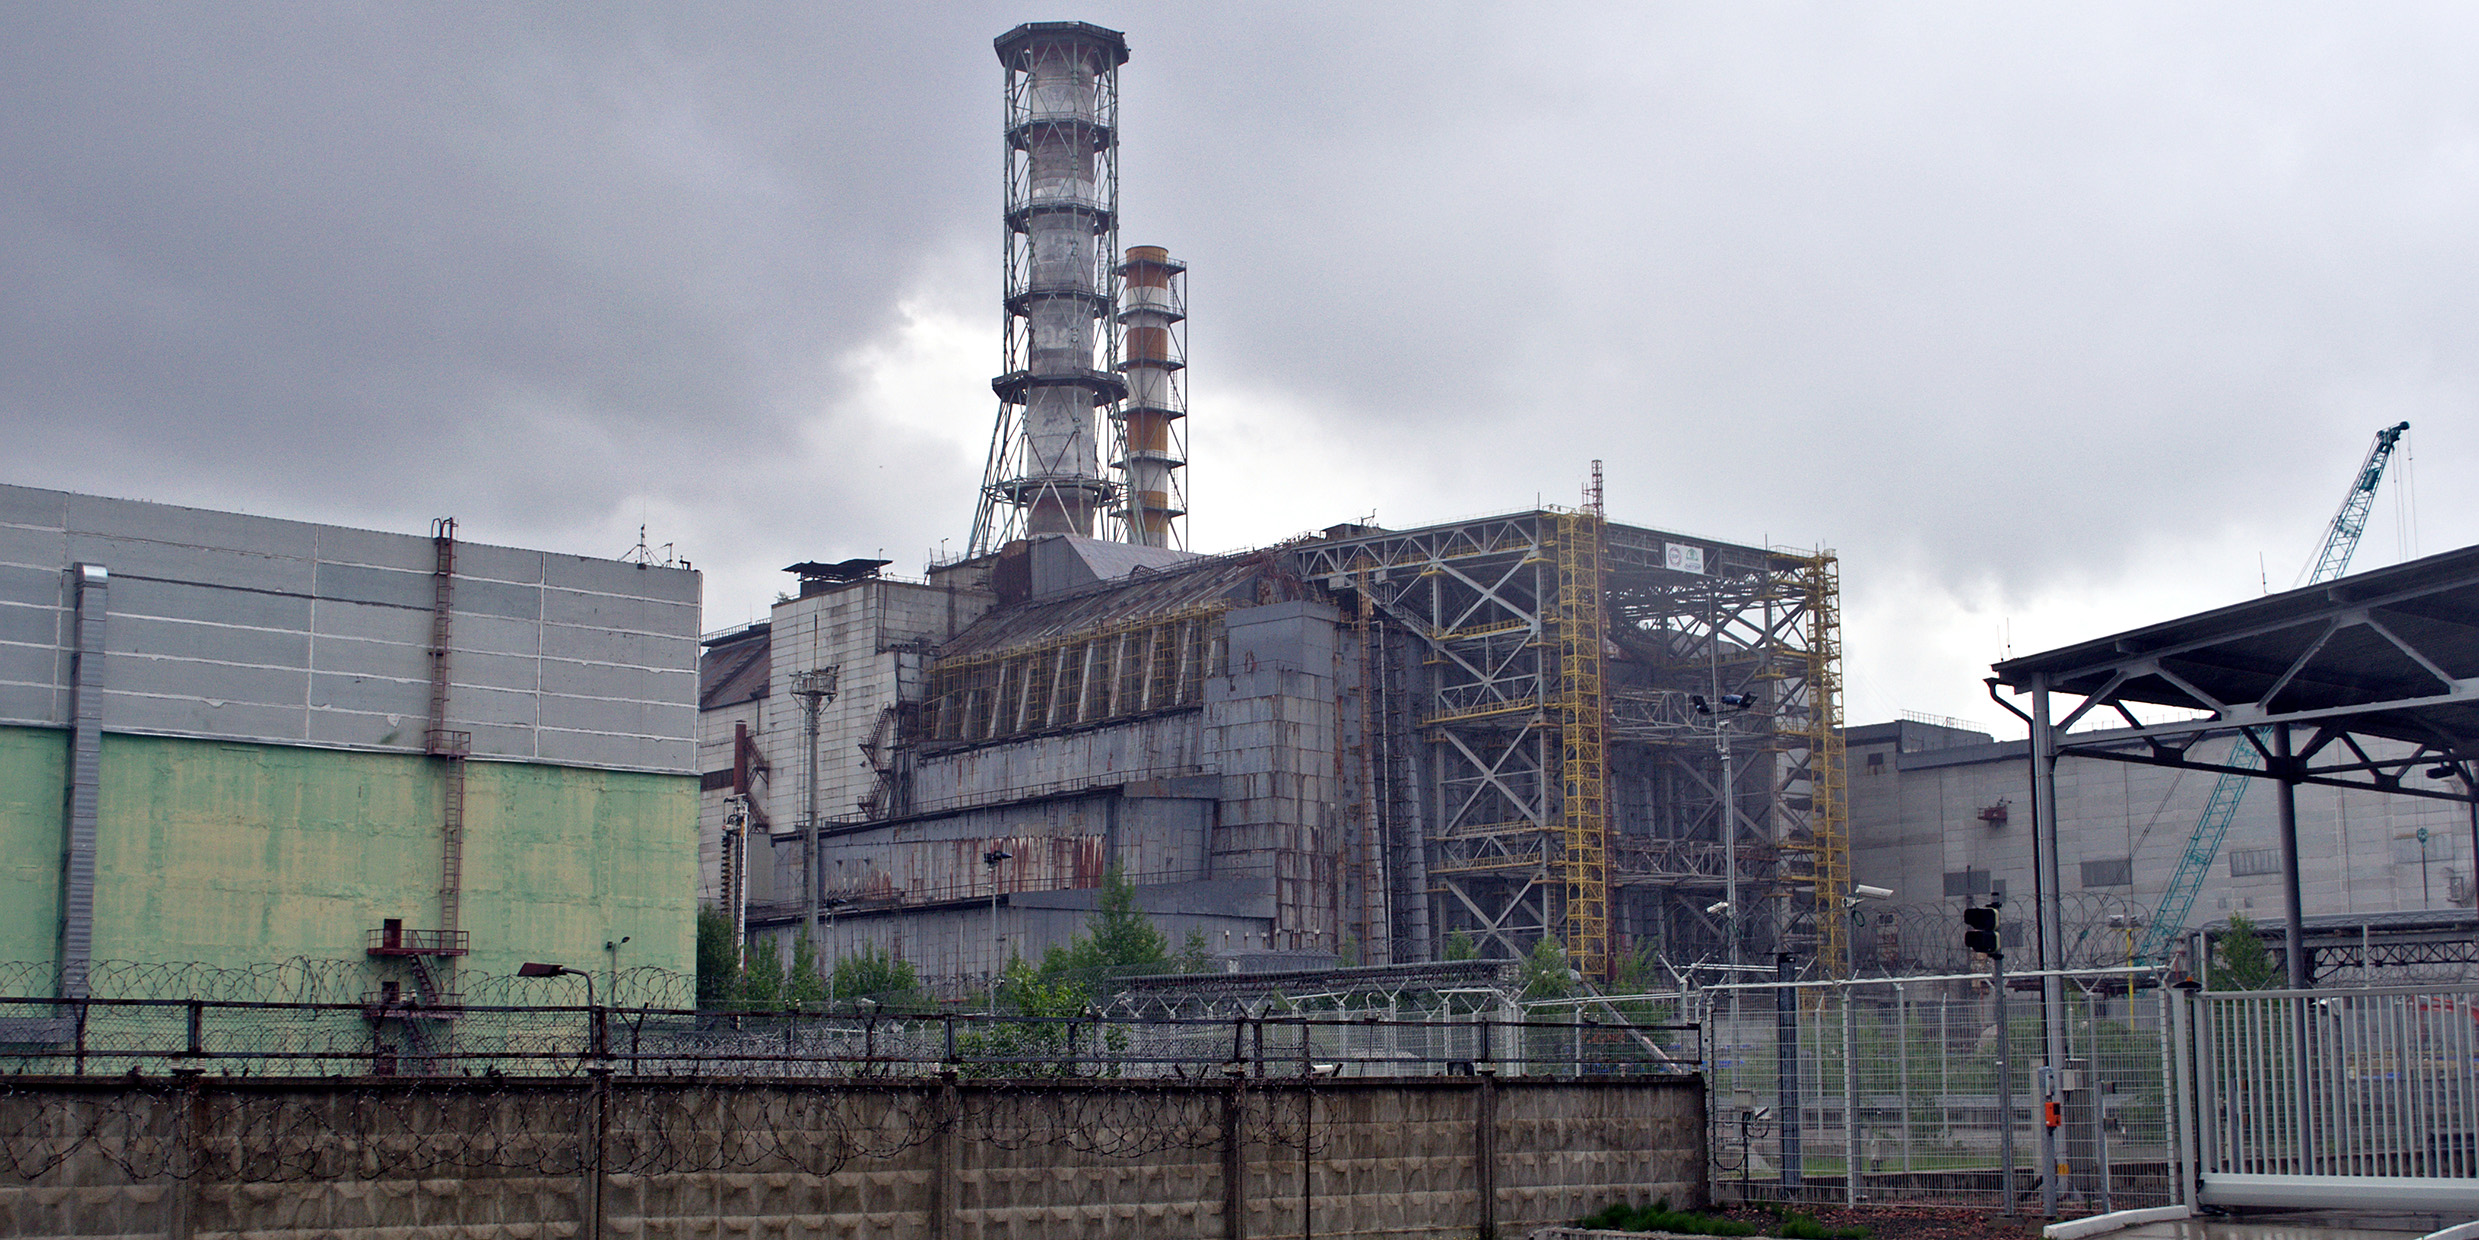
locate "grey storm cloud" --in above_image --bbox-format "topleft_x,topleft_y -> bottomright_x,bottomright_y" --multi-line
4,2 -> 2475,724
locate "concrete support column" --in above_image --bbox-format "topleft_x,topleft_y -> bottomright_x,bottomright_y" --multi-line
584,1068 -> 611,1239
934,1076 -> 960,1240
1222,1083 -> 1248,1240
1474,1074 -> 1498,1239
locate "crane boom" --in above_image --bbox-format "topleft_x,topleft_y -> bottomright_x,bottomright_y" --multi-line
2134,420 -> 2410,966
2304,421 -> 2411,585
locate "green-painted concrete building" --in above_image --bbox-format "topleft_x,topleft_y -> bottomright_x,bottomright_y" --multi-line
0,485 -> 700,1006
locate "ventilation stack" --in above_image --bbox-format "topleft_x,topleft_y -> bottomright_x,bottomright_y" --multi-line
970,22 -> 1130,556
1116,246 -> 1188,548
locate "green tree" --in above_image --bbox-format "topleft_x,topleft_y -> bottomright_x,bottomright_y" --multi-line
830,942 -> 925,1009
739,938 -> 785,1009
2212,914 -> 2281,990
1521,937 -> 1578,1000
1173,928 -> 1214,974
1035,867 -> 1172,997
695,906 -> 739,1008
1443,930 -> 1478,961
785,934 -> 828,1006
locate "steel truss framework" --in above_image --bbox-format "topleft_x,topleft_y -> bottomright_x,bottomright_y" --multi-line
1297,514 -> 1848,979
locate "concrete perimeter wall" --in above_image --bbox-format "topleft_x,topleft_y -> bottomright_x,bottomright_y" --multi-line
0,1074 -> 1704,1240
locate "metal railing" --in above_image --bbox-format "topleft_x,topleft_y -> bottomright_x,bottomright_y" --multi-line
0,996 -> 1696,1082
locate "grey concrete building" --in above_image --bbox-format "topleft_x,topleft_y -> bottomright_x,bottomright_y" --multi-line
1843,715 -> 2472,974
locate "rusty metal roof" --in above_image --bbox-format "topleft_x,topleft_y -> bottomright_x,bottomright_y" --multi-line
699,623 -> 770,711
936,549 -> 1307,662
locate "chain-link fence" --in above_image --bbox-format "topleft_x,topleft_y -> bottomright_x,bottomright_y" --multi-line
1701,968 -> 2172,1212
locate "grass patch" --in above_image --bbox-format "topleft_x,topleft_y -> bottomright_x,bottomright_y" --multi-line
1574,1201 -> 1756,1236
1769,1210 -> 1869,1240
1572,1201 -> 1869,1240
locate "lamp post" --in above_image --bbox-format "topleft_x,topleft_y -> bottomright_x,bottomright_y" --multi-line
519,961 -> 598,1057
985,848 -> 1012,1012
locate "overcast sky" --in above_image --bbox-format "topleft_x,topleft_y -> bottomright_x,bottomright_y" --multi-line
4,3 -> 2471,733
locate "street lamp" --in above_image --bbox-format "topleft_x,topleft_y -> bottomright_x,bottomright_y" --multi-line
984,848 -> 1012,1012
519,961 -> 599,1058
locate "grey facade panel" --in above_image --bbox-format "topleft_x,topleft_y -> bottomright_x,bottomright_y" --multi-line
449,614 -> 547,658
446,649 -> 544,695
0,523 -> 70,570
449,577 -> 546,623
0,564 -> 69,612
444,683 -> 544,729
305,708 -> 428,749
0,643 -> 63,693
308,671 -> 431,719
0,683 -> 61,724
307,634 -> 431,680
534,727 -> 680,771
0,601 -> 63,648
102,692 -> 307,741
111,614 -> 311,669
306,598 -> 429,645
541,590 -> 698,637
0,483 -> 697,774
64,533 -> 314,596
544,554 -> 702,605
538,658 -> 667,701
0,484 -> 69,530
104,657 -> 306,711
451,543 -> 546,586
110,576 -> 314,632
309,524 -> 437,573
65,493 -> 318,560
542,622 -> 697,670
535,693 -> 693,739
310,562 -> 434,610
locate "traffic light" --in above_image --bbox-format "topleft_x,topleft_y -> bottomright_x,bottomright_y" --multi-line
1963,904 -> 2001,958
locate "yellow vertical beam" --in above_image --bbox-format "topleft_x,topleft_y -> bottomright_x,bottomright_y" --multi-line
1553,511 -> 1611,978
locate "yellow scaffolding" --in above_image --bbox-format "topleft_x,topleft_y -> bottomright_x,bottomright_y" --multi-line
1801,553 -> 1850,975
1552,510 -> 1610,977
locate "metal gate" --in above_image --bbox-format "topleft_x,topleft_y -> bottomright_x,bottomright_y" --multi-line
2187,984 -> 2479,1211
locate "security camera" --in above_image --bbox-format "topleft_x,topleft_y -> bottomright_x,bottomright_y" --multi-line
1706,900 -> 1732,916
1851,884 -> 1893,901
1308,1063 -> 1341,1078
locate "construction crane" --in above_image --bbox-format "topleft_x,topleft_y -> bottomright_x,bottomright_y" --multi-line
2134,421 -> 2411,965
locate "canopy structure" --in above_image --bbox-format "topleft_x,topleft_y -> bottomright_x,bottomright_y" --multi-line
1993,542 -> 2479,801
1987,543 -> 2479,1214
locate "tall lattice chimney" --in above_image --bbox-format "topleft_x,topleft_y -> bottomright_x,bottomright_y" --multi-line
969,22 -> 1130,555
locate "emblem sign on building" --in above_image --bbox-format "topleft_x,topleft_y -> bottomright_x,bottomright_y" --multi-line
1665,543 -> 1706,574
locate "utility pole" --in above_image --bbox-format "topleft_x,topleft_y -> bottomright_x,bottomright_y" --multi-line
789,668 -> 840,942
